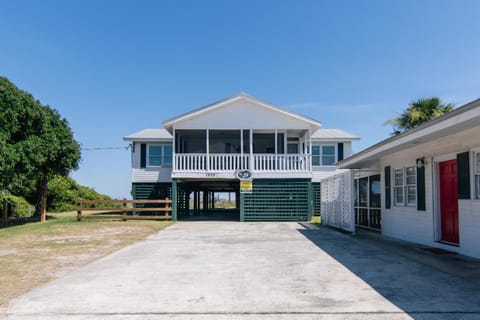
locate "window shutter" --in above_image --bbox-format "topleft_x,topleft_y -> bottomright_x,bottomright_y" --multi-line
385,166 -> 391,209
416,158 -> 426,211
140,144 -> 146,168
337,143 -> 344,161
457,152 -> 470,199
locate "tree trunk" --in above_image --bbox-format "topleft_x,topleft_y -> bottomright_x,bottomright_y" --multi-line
35,176 -> 48,222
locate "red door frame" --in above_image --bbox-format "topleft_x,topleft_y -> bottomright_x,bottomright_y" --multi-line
439,159 -> 459,244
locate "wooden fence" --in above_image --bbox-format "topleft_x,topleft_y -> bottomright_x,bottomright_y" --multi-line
77,198 -> 172,221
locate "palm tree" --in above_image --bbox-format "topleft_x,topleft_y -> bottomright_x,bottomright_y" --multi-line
386,97 -> 454,135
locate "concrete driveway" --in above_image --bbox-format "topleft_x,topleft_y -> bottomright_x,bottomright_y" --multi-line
4,222 -> 480,320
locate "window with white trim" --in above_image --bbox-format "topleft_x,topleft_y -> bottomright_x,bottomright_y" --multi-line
148,145 -> 172,167
475,151 -> 480,199
312,145 -> 336,166
393,166 -> 416,206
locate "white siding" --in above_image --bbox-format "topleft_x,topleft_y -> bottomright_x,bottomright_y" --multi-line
378,131 -> 480,258
132,168 -> 172,183
380,151 -> 434,246
459,200 -> 480,258
131,142 -> 173,183
174,100 -> 313,130
343,142 -> 353,158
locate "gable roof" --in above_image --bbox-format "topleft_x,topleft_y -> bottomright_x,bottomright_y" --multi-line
162,93 -> 321,132
339,98 -> 480,169
312,128 -> 360,140
123,128 -> 172,142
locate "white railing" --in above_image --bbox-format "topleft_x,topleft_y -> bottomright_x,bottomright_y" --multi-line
174,153 -> 310,172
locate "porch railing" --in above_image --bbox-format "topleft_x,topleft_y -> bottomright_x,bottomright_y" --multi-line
174,153 -> 310,172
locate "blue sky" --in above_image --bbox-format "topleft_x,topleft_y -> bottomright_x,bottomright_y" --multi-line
1,0 -> 479,198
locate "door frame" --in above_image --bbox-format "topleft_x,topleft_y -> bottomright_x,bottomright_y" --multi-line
432,153 -> 458,243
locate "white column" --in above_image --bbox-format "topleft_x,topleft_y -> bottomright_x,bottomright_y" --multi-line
249,129 -> 253,170
172,128 -> 176,171
274,129 -> 278,171
309,128 -> 313,171
240,129 -> 244,169
206,129 -> 210,171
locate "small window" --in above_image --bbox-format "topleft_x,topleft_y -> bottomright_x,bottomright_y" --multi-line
393,166 -> 416,206
322,145 -> 336,165
394,169 -> 404,205
311,144 -> 336,166
475,152 -> 480,199
148,145 -> 172,167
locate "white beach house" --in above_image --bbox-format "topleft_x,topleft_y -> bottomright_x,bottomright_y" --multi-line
124,93 -> 359,221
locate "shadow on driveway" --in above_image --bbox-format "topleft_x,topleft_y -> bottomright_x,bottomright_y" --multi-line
298,225 -> 480,320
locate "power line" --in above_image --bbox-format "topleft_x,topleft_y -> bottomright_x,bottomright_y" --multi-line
81,146 -> 130,151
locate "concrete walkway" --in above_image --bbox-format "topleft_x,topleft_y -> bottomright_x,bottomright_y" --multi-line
4,222 -> 480,320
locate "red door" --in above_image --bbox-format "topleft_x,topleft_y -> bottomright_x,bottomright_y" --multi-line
439,160 -> 459,244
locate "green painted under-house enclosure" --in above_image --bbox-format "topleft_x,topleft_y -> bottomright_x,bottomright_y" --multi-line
131,178 -> 314,222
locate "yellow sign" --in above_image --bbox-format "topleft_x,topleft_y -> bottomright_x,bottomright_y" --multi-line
240,180 -> 253,193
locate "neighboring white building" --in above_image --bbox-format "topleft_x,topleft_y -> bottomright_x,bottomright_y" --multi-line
336,98 -> 480,259
124,93 -> 359,221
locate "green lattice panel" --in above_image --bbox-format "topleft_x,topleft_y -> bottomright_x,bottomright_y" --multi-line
313,182 -> 321,216
243,179 -> 310,221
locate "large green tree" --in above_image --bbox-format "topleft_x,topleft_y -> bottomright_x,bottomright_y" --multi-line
386,97 -> 454,135
0,77 -> 81,219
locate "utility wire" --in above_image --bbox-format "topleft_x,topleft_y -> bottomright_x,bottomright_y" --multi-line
81,146 -> 130,151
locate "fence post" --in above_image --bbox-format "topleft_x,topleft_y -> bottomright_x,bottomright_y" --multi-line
165,198 -> 171,218
172,179 -> 177,221
2,198 -> 7,227
77,199 -> 82,221
122,198 -> 127,221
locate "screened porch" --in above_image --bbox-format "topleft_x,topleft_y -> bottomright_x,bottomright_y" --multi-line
173,129 -> 312,173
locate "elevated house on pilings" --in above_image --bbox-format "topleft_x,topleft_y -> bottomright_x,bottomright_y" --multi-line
123,93 -> 359,221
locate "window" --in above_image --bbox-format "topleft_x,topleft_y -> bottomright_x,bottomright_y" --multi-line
476,152 -> 480,199
393,166 -> 416,206
148,145 -> 172,167
312,145 -> 336,166
322,145 -> 336,165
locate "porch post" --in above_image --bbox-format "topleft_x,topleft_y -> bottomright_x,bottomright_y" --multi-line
172,178 -> 178,221
274,129 -> 278,171
307,180 -> 313,221
206,129 -> 210,171
309,128 -> 312,171
172,128 -> 176,171
249,129 -> 253,170
240,191 -> 245,222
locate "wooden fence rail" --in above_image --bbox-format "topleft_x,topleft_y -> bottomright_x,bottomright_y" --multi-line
77,198 -> 172,221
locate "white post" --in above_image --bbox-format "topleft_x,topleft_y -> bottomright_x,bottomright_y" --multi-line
240,129 -> 244,169
172,128 -> 176,171
249,129 -> 253,170
309,128 -> 312,171
274,129 -> 278,171
206,129 -> 210,171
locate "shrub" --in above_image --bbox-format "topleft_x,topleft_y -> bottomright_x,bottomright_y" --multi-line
47,175 -> 111,212
2,194 -> 35,218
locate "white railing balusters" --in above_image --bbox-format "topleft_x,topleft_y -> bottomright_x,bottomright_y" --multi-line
173,153 -> 310,172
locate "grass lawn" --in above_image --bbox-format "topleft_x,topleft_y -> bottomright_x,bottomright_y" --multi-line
0,211 -> 172,314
